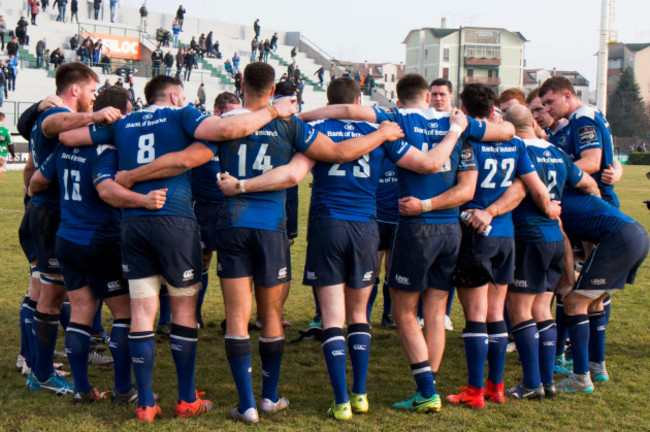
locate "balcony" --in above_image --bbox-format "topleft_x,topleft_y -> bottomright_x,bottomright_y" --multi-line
465,57 -> 501,67
464,76 -> 500,85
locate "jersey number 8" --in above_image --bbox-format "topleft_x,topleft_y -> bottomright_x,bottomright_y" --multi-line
137,133 -> 155,164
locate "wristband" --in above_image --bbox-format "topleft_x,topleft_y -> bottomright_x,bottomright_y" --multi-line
449,122 -> 463,135
267,105 -> 279,119
421,199 -> 432,212
239,179 -> 247,193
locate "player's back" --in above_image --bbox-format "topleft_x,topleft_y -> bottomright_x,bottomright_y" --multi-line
91,104 -> 213,219
217,112 -> 317,231
191,155 -> 224,204
46,145 -> 121,246
376,157 -> 399,223
308,119 -> 407,223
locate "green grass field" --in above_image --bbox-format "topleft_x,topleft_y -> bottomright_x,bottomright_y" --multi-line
0,167 -> 649,431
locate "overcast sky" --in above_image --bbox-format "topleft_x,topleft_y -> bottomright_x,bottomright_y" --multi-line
124,0 -> 650,89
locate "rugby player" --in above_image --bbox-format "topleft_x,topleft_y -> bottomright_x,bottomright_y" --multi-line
299,73 -> 516,413
446,84 -> 555,408
58,73 -> 298,421
28,86 -> 167,403
98,63 -> 403,424
218,76 -> 470,420
503,105 -> 599,399
497,88 -> 525,112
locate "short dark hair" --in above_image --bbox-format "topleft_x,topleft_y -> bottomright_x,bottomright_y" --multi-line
93,86 -> 131,114
430,78 -> 453,93
55,62 -> 99,96
144,75 -> 183,105
243,62 -> 275,97
525,87 -> 540,105
274,80 -> 296,98
460,83 -> 496,118
539,76 -> 576,98
0,112 -> 5,121
327,77 -> 359,105
396,73 -> 429,104
498,88 -> 526,106
214,91 -> 240,113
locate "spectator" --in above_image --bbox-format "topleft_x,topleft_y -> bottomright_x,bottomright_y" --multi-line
109,0 -> 117,22
93,0 -> 101,20
93,38 -> 104,64
224,59 -> 233,78
329,63 -> 336,84
49,47 -> 64,69
139,3 -> 147,32
263,39 -> 270,62
293,65 -> 301,82
198,33 -> 206,57
0,16 -> 6,52
295,76 -> 304,112
30,0 -> 40,25
175,46 -> 184,79
270,32 -> 278,52
290,46 -> 297,59
257,42 -> 264,62
69,33 -> 79,50
0,61 -> 7,100
100,48 -> 110,74
213,40 -> 221,59
114,76 -> 123,87
279,72 -> 288,82
36,37 -> 47,69
69,0 -> 78,23
128,83 -> 135,102
251,37 -> 259,62
78,38 -> 92,64
42,0 -> 49,10
133,96 -> 144,110
7,55 -> 18,92
197,83 -> 206,106
234,70 -> 242,98
151,45 -> 163,77
176,5 -> 186,31
43,48 -> 51,69
232,52 -> 240,73
7,37 -> 19,57
171,19 -> 180,47
184,48 -> 195,81
314,66 -> 325,87
190,35 -> 198,52
162,29 -> 171,47
354,69 -> 361,83
253,18 -> 260,38
164,50 -> 174,76
639,142 -> 648,152
0,61 -> 5,106
206,31 -> 215,57
16,16 -> 29,46
287,62 -> 294,81
98,78 -> 110,93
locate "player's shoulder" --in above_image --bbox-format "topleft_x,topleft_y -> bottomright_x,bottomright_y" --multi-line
522,137 -> 553,150
570,105 -> 598,123
399,107 -> 450,122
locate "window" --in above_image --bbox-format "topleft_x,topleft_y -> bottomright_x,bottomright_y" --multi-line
488,69 -> 498,78
385,74 -> 388,81
442,68 -> 449,79
467,68 -> 474,77
443,48 -> 450,62
577,90 -> 583,98
391,74 -> 395,83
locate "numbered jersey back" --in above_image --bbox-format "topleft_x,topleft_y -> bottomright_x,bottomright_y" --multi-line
216,113 -> 317,231
89,105 -> 214,219
308,119 -> 407,223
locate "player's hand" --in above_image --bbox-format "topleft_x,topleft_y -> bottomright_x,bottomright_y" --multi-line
272,97 -> 298,118
91,106 -> 122,124
555,281 -> 573,302
144,188 -> 167,210
466,208 -> 492,232
379,121 -> 404,141
26,185 -> 33,197
114,170 -> 134,189
37,94 -> 65,112
450,109 -> 468,132
547,200 -> 562,220
601,163 -> 621,185
398,196 -> 423,216
217,172 -> 240,196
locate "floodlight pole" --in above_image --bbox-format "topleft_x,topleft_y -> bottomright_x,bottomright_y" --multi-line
596,0 -> 610,114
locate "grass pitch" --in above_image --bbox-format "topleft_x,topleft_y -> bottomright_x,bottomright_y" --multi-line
0,166 -> 649,431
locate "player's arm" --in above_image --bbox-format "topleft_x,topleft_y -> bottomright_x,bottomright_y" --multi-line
463,178 -> 527,232
574,148 -> 601,175
399,170 -> 478,216
23,154 -> 35,189
27,169 -> 51,196
114,142 -> 215,189
600,159 -> 623,185
519,171 -> 559,220
298,104 -> 377,123
41,107 -> 122,138
218,152 -> 315,196
17,95 -> 64,140
574,173 -> 600,197
96,180 -> 167,210
395,109 -> 467,174
304,121 -> 403,164
193,98 -> 296,141
481,121 -> 515,142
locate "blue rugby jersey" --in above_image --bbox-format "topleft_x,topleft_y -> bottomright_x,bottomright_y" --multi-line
561,189 -> 633,244
191,155 -> 225,204
461,136 -> 535,237
29,106 -> 72,210
89,105 -> 215,219
513,138 -> 583,243
546,119 -> 570,153
372,106 -> 483,224
308,119 -> 408,223
40,144 -> 121,246
376,158 -> 399,223
567,105 -> 619,207
216,111 -> 317,232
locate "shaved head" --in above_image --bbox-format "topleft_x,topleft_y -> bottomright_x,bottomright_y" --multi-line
504,104 -> 533,130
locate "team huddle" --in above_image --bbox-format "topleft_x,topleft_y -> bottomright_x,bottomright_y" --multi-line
15,60 -> 649,424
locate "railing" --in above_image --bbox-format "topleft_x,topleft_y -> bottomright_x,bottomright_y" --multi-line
1,100 -> 38,129
464,76 -> 500,85
78,22 -> 142,38
299,34 -> 336,62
